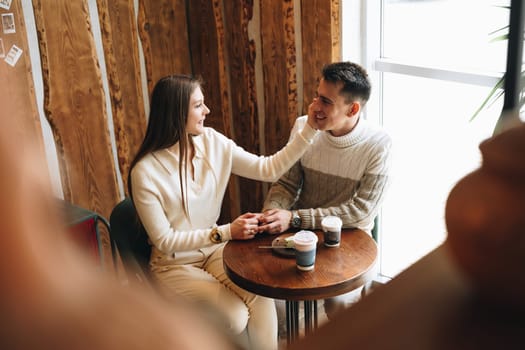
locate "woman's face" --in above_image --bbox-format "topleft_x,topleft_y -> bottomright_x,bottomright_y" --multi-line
186,87 -> 210,136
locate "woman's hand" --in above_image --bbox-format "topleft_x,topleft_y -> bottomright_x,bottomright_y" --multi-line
306,98 -> 320,130
230,212 -> 263,240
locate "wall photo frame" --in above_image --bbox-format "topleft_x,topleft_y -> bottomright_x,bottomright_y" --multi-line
4,44 -> 21,66
0,38 -> 5,58
2,13 -> 15,34
0,0 -> 12,11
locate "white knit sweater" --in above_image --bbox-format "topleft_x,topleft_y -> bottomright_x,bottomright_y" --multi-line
263,115 -> 392,234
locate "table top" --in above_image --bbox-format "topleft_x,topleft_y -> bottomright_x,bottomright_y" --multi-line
223,229 -> 378,301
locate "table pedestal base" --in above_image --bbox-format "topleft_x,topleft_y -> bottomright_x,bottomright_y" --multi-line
285,300 -> 318,344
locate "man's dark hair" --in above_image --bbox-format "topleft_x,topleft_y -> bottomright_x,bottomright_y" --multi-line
322,61 -> 371,104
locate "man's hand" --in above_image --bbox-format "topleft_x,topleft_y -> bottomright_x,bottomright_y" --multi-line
258,209 -> 292,235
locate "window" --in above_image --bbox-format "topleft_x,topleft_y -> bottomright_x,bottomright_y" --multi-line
343,0 -> 511,278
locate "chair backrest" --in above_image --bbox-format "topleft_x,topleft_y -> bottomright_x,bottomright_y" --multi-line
371,216 -> 379,243
109,197 -> 152,284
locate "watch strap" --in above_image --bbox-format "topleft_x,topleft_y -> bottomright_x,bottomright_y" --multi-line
290,210 -> 302,228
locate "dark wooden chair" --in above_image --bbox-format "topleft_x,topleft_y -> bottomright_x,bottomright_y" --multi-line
109,197 -> 152,285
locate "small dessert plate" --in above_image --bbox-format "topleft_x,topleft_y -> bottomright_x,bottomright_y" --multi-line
271,233 -> 295,258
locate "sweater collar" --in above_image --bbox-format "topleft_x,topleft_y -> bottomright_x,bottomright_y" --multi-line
322,117 -> 367,148
152,134 -> 205,175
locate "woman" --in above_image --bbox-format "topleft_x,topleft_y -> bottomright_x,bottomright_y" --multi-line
129,74 -> 318,350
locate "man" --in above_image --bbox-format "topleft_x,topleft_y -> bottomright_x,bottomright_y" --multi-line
259,61 -> 392,319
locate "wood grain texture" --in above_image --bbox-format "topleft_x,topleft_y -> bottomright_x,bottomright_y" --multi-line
260,0 -> 297,155
224,229 -> 378,300
223,0 -> 262,214
187,0 -> 228,135
300,0 -> 337,114
137,0 -> 191,96
32,0 -> 119,219
331,0 -> 341,62
187,0 -> 239,223
0,0 -> 44,157
96,0 -> 147,195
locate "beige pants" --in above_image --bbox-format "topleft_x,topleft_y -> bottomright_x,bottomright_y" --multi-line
152,245 -> 277,350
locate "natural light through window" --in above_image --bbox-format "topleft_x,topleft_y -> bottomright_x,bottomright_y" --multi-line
343,0 -> 510,277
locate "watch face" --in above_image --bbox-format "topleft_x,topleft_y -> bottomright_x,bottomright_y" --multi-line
292,215 -> 301,228
210,228 -> 222,243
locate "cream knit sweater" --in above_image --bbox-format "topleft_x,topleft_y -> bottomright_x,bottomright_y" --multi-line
263,115 -> 392,234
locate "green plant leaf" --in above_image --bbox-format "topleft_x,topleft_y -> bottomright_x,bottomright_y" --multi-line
489,33 -> 509,43
470,77 -> 505,122
489,25 -> 508,36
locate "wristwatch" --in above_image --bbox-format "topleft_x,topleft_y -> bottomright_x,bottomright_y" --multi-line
290,210 -> 302,228
209,227 -> 223,244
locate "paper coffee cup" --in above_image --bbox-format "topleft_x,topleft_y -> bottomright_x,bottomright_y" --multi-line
321,216 -> 342,247
293,230 -> 318,271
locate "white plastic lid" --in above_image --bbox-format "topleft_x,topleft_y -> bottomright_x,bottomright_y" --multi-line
321,216 -> 342,230
293,230 -> 318,249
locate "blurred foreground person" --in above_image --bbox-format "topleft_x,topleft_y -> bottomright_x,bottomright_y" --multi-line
0,126 -> 237,350
289,120 -> 525,350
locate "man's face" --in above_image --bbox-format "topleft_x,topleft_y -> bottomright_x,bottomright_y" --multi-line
311,78 -> 359,136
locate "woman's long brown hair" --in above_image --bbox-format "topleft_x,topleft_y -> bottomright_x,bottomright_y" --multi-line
128,74 -> 202,217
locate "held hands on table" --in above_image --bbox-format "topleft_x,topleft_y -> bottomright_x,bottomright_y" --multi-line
230,209 -> 291,240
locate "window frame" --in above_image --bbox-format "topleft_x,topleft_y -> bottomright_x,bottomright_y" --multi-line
347,0 -> 506,279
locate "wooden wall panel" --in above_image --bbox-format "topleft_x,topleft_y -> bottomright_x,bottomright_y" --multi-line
138,0 -> 191,95
4,0 -> 343,234
96,0 -> 147,195
223,0 -> 262,214
0,0 -> 44,157
331,0 -> 341,62
301,0 -> 338,114
33,0 -> 120,219
260,0 -> 297,155
187,0 -> 239,223
187,0 -> 228,135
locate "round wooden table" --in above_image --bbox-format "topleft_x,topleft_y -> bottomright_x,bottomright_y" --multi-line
223,229 -> 377,343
